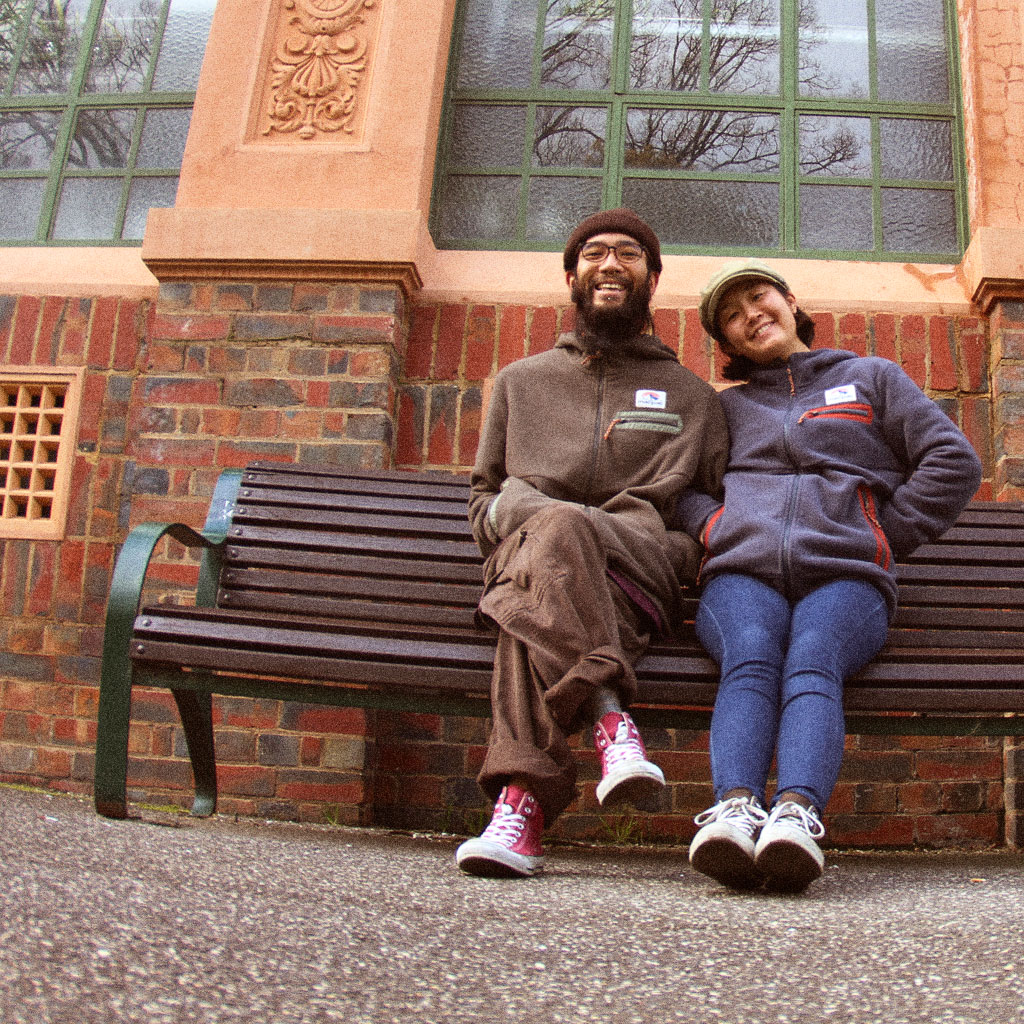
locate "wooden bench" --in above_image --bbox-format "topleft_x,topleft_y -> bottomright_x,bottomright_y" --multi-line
94,461 -> 1024,820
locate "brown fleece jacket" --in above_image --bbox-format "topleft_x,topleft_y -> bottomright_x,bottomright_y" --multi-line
469,331 -> 729,630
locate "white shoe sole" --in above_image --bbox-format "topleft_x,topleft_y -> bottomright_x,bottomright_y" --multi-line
754,832 -> 824,893
596,761 -> 666,809
455,838 -> 544,878
689,823 -> 762,890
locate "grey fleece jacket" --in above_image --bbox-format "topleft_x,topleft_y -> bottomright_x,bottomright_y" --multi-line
675,348 -> 982,617
470,331 -> 729,630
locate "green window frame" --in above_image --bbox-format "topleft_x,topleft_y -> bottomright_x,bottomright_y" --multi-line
431,0 -> 967,262
0,0 -> 216,246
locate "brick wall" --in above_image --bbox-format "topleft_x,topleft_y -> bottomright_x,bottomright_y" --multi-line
0,282 -> 1017,849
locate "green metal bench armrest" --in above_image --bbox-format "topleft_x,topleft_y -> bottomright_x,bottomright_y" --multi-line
94,470 -> 243,818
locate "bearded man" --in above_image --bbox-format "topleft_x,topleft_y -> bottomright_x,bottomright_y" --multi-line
456,209 -> 730,877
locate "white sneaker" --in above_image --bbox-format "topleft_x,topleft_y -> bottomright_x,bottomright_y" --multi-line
754,801 -> 826,893
689,796 -> 768,890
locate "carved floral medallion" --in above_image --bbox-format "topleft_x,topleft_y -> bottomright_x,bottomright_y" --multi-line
262,0 -> 379,141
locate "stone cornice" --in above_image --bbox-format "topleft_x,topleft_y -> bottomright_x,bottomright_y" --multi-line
142,257 -> 422,295
972,276 -> 1024,316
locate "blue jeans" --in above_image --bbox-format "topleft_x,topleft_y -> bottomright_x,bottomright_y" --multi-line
695,573 -> 890,811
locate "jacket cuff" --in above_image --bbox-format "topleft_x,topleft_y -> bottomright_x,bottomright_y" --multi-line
674,489 -> 722,540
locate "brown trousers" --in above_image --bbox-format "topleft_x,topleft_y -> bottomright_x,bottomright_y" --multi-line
476,504 -> 651,824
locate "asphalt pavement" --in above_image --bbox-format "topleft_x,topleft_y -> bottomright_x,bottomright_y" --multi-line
2,785 -> 1023,1024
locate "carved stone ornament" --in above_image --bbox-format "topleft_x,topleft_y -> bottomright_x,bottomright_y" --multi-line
263,0 -> 378,140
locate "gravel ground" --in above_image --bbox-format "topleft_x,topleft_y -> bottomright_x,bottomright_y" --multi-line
2,786 -> 1023,1024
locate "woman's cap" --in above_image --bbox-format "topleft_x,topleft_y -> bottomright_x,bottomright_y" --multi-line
699,259 -> 792,341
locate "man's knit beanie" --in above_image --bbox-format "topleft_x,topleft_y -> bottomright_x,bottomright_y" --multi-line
562,207 -> 662,274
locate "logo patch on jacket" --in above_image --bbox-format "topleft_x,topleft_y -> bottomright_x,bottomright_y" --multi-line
825,384 -> 858,405
635,389 -> 667,409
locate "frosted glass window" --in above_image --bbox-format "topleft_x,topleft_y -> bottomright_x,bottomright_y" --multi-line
800,184 -> 873,250
0,0 -> 213,244
434,0 -> 963,259
151,0 -> 216,92
799,0 -> 869,99
709,0 -> 781,95
449,105 -> 527,169
623,179 -> 779,247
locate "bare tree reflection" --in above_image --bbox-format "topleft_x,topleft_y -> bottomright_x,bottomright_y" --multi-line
532,0 -> 859,175
0,0 -> 161,170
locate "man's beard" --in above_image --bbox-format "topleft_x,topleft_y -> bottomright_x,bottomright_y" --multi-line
571,273 -> 653,357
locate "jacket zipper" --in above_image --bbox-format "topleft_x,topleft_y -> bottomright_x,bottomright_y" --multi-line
857,485 -> 892,570
583,360 -> 606,505
798,402 -> 874,425
781,366 -> 800,592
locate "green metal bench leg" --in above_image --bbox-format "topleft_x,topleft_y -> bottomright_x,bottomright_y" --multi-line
172,688 -> 218,816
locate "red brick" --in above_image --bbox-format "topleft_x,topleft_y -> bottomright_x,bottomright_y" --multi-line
284,706 -> 368,734
811,311 -> 836,349
59,298 -> 91,362
113,300 -> 143,370
465,305 -> 496,380
150,313 -> 231,342
900,315 -> 927,387
129,438 -> 217,466
34,747 -> 73,778
915,750 -> 1003,780
26,542 -> 58,617
960,397 -> 992,479
839,313 -> 867,356
681,308 -> 712,381
653,308 -> 680,354
828,813 -> 916,847
928,316 -> 957,391
9,295 -> 41,364
872,313 -> 898,362
913,812 -> 1000,846
395,386 -> 426,466
34,297 -> 66,365
498,305 -> 527,369
457,388 -> 482,467
405,305 -> 437,379
427,385 -> 457,465
276,773 -> 365,803
960,318 -> 988,392
435,304 -> 467,380
142,377 -> 222,405
528,307 -> 558,355
87,297 -> 118,367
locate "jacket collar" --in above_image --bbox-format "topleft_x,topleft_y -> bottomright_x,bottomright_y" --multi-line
556,331 -> 677,363
745,347 -> 858,387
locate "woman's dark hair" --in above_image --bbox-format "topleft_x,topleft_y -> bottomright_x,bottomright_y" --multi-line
717,285 -> 816,381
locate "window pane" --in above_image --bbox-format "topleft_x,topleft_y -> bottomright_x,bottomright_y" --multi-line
1,2 -> 33,88
12,0 -> 92,95
0,178 -> 46,239
879,118 -> 952,181
85,0 -> 163,94
526,176 -> 601,242
629,0 -> 702,92
626,108 -> 779,172
623,178 -> 779,246
800,184 -> 873,249
877,0 -> 949,103
534,106 -> 607,168
448,104 -> 526,169
541,0 -> 613,91
121,172 -> 176,238
67,107 -> 136,167
881,188 -> 955,252
52,175 -> 123,239
136,105 -> 189,167
434,175 -> 520,241
0,110 -> 63,170
151,0 -> 216,92
799,115 -> 871,177
709,0 -> 780,95
456,0 -> 538,90
798,0 -> 869,99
